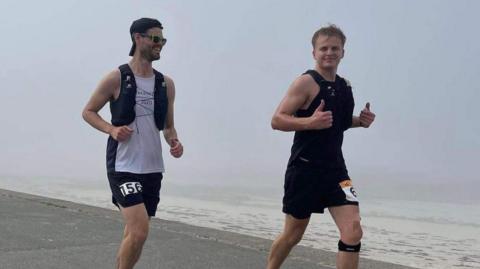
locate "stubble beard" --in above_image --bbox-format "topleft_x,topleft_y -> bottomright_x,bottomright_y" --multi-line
140,49 -> 160,62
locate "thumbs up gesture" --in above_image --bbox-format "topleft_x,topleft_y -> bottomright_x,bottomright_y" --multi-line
309,100 -> 333,130
359,102 -> 375,128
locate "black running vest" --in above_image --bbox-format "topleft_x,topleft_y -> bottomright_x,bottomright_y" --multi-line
109,64 -> 168,130
287,70 -> 354,171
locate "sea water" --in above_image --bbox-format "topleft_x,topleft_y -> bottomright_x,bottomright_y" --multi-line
1,177 -> 479,269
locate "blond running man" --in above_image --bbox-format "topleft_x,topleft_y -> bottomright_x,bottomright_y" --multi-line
267,25 -> 375,269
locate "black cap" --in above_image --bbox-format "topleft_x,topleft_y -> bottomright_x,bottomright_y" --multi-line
129,18 -> 163,56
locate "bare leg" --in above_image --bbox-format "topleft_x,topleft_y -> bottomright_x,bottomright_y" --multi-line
116,204 -> 150,269
328,205 -> 363,269
266,214 -> 310,269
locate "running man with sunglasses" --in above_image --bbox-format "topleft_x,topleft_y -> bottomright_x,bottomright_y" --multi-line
82,18 -> 183,269
267,25 -> 375,269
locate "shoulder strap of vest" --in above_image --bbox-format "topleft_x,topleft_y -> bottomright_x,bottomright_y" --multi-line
303,69 -> 325,87
118,63 -> 137,89
118,64 -> 134,78
336,74 -> 351,89
153,69 -> 167,89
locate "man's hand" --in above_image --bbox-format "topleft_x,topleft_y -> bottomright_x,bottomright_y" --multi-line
359,102 -> 375,128
309,100 -> 333,130
170,139 -> 183,158
109,126 -> 133,142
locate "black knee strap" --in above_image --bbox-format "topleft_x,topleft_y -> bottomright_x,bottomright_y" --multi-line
338,240 -> 361,252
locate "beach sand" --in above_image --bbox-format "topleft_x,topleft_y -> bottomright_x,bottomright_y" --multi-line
0,188 -> 415,269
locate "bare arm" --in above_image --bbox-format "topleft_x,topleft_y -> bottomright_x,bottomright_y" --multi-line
163,75 -> 183,158
271,75 -> 332,132
351,116 -> 362,128
82,70 -> 133,141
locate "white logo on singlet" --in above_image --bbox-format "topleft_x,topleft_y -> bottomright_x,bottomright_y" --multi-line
135,88 -> 154,116
119,182 -> 143,196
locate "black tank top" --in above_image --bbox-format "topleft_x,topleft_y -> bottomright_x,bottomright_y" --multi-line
287,70 -> 354,173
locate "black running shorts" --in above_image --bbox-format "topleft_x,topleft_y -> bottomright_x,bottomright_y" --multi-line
282,161 -> 359,219
107,171 -> 163,217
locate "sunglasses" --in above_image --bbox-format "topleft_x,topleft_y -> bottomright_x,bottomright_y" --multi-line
139,33 -> 167,45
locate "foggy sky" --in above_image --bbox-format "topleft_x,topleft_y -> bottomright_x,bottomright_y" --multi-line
1,0 -> 478,196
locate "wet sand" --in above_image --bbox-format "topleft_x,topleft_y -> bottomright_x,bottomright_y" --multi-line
0,188 -> 415,269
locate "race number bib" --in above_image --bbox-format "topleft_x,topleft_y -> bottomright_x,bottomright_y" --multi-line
119,182 -> 143,196
339,180 -> 359,202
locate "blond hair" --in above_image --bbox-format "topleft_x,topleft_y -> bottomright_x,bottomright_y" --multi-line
311,24 -> 346,48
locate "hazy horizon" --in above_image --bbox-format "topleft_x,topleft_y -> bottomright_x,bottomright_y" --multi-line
1,0 -> 479,201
